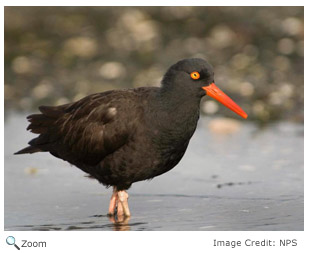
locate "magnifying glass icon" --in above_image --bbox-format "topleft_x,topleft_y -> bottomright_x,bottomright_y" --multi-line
6,236 -> 20,250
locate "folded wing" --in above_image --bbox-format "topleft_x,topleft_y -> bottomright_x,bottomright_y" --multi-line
15,90 -> 144,166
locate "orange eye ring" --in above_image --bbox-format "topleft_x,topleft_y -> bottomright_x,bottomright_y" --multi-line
190,71 -> 200,80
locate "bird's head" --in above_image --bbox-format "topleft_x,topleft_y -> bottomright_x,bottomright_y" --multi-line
161,58 -> 248,119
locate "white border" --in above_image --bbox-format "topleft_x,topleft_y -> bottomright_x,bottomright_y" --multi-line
1,1 -> 309,253
1,0 -> 308,6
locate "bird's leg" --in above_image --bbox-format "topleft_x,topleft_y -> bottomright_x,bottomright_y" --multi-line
117,190 -> 131,217
107,187 -> 131,217
108,186 -> 118,216
116,199 -> 124,217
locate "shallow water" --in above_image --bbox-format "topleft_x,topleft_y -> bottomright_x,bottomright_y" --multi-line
4,113 -> 304,231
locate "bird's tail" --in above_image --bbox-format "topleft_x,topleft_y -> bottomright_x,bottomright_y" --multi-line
14,105 -> 62,155
14,146 -> 42,155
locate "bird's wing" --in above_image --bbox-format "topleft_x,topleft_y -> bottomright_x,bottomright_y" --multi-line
25,90 -> 144,166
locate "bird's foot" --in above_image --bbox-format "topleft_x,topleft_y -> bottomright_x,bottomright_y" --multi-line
107,187 -> 131,218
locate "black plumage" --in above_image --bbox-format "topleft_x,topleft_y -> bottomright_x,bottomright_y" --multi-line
15,58 -> 247,216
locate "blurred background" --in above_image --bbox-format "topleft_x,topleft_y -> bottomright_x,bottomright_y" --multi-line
4,6 -> 304,124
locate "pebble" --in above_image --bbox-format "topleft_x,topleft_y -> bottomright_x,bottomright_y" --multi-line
208,117 -> 242,135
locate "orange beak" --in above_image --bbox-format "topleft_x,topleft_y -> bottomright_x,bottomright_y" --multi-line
202,83 -> 248,119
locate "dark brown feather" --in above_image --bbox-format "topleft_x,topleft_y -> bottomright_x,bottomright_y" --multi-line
15,59 -> 215,191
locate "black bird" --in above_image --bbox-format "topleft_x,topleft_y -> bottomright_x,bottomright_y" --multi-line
15,58 -> 247,217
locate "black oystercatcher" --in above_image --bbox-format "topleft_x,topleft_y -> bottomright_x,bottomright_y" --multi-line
15,58 -> 247,217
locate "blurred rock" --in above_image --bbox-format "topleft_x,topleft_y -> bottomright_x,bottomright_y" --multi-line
4,6 -> 304,124
209,24 -> 237,49
282,17 -> 303,36
207,117 -> 242,135
202,100 -> 219,115
231,53 -> 251,70
63,36 -> 98,58
99,62 -> 126,80
133,66 -> 163,87
12,56 -> 32,74
31,79 -> 54,99
239,82 -> 254,97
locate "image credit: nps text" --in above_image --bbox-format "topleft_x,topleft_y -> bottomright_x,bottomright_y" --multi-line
213,239 -> 298,248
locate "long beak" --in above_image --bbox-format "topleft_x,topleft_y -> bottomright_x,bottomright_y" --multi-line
202,83 -> 248,119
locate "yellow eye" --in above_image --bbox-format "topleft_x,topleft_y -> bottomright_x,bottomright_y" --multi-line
190,71 -> 200,80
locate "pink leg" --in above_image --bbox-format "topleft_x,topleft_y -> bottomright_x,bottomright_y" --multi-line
108,187 -> 131,217
117,197 -> 124,216
108,186 -> 118,215
117,190 -> 131,217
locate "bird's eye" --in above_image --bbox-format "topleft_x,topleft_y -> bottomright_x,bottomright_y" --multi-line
190,71 -> 200,80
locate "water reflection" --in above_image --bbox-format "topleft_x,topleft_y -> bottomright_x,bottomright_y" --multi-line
107,215 -> 131,231
9,215 -> 146,231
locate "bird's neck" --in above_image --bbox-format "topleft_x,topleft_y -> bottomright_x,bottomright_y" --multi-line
146,86 -> 202,147
158,82 -> 202,113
